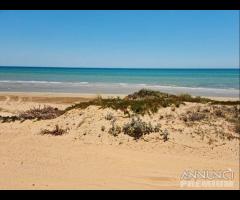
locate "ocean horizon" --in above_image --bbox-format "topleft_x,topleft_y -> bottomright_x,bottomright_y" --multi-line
0,66 -> 239,97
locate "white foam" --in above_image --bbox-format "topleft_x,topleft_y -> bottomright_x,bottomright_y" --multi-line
0,80 -> 238,97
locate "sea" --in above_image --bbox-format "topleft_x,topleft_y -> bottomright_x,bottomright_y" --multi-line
0,67 -> 239,97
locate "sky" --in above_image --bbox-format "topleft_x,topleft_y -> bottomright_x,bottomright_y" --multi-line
0,10 -> 239,68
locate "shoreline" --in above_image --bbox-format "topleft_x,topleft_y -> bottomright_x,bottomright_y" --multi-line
0,91 -> 239,103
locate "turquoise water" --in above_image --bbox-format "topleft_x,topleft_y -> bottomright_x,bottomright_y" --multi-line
0,67 -> 239,97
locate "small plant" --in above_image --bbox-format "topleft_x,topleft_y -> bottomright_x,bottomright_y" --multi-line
108,119 -> 121,136
101,125 -> 106,131
207,138 -> 216,145
189,112 -> 206,121
161,129 -> 169,142
181,114 -> 188,122
19,106 -> 63,120
40,125 -> 66,136
178,94 -> 192,101
122,117 -> 160,140
181,111 -> 206,122
171,105 -> 176,111
214,109 -> 224,117
154,123 -> 161,132
234,121 -> 240,134
105,112 -> 114,120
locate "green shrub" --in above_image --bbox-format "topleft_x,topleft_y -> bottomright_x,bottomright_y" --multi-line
108,119 -> 121,136
125,89 -> 169,100
122,117 -> 160,140
64,89 -> 239,116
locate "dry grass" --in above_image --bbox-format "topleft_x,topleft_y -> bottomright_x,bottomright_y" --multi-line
0,116 -> 19,123
40,125 -> 66,136
181,111 -> 206,122
234,121 -> 240,134
19,106 -> 63,120
0,106 -> 63,123
65,89 -> 240,116
105,112 -> 114,120
108,124 -> 121,137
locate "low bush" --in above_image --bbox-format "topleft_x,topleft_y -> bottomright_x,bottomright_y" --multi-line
108,119 -> 121,136
189,112 -> 206,121
0,106 -> 63,123
65,89 -> 239,116
19,106 -> 63,120
105,112 -> 114,120
0,116 -> 19,123
213,109 -> 225,117
181,111 -> 206,122
122,117 -> 160,140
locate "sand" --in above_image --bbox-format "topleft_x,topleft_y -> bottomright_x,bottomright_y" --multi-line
0,92 -> 239,190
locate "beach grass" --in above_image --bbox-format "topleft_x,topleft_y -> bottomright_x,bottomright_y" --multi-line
65,89 -> 240,115
1,89 -> 239,123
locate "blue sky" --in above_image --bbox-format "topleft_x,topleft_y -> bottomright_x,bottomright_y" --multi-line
0,10 -> 239,68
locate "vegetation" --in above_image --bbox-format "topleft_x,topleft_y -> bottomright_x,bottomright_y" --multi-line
0,106 -> 63,123
181,111 -> 207,122
1,89 -> 239,123
19,106 -> 63,120
234,121 -> 240,134
162,129 -> 169,142
101,125 -> 106,132
122,117 -> 160,140
213,108 -> 225,117
108,119 -> 121,136
65,89 -> 240,116
105,112 -> 114,120
0,116 -> 19,123
40,125 -> 66,136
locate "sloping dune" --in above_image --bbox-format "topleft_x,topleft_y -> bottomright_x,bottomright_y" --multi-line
0,93 -> 239,190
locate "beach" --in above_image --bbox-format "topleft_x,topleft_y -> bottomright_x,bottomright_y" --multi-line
0,91 -> 239,189
1,10 -> 239,191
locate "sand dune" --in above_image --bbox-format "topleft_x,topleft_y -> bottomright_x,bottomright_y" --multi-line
0,92 -> 239,190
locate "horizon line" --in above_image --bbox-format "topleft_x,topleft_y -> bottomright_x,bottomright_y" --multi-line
0,65 -> 239,69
